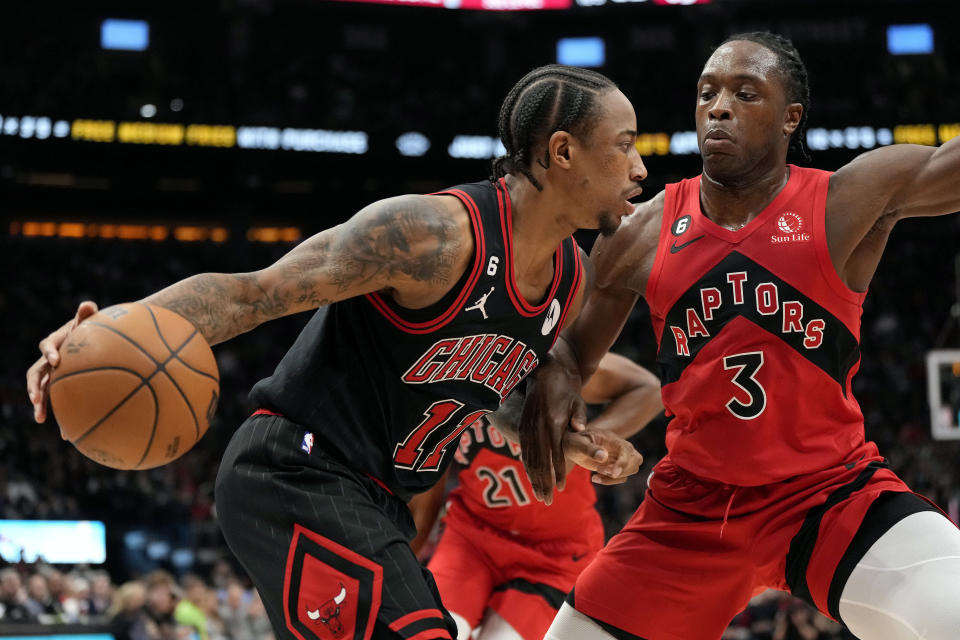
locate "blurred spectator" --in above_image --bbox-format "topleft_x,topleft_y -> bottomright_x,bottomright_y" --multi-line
246,591 -> 274,640
0,567 -> 35,623
219,581 -> 255,640
210,561 -> 237,599
25,572 -> 63,623
200,587 -> 227,640
773,599 -> 846,640
174,573 -> 209,640
66,574 -> 91,622
133,570 -> 182,640
87,570 -> 114,620
109,580 -> 148,640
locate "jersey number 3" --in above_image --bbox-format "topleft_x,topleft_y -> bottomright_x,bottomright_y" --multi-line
723,351 -> 766,420
394,400 -> 488,472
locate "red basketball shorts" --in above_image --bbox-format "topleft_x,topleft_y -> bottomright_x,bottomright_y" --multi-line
429,502 -> 603,640
570,453 -> 939,640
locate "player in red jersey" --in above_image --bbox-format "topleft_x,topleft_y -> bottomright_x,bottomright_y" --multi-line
521,33 -> 960,640
409,352 -> 662,640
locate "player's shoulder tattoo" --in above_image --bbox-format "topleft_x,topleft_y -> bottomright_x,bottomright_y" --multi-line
330,194 -> 470,291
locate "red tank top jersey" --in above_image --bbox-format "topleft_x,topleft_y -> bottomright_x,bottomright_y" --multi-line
646,166 -> 875,486
445,418 -> 603,544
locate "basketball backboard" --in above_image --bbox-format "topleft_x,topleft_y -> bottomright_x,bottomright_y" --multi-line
927,349 -> 960,440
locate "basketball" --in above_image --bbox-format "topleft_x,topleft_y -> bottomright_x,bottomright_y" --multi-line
48,302 -> 219,470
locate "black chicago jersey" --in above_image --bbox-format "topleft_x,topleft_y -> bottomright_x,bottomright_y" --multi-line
250,178 -> 584,501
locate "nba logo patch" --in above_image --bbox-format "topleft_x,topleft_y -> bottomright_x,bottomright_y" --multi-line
301,432 -> 315,454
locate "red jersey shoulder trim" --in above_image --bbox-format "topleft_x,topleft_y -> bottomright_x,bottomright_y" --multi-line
497,178 -> 564,317
809,167 -> 867,306
645,180 -> 685,305
364,189 -> 487,334
551,240 -> 584,348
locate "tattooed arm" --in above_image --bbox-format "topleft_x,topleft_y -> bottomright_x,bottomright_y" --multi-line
143,195 -> 472,344
27,194 -> 474,421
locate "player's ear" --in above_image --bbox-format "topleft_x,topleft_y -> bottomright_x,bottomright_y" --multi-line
783,102 -> 803,137
548,130 -> 573,169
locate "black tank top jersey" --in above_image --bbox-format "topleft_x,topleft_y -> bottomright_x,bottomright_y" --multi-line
250,178 -> 584,501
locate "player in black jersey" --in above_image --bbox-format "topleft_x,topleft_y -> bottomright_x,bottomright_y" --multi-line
28,65 -> 648,640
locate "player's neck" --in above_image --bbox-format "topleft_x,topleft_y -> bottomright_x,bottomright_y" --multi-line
503,175 -> 571,276
699,164 -> 790,230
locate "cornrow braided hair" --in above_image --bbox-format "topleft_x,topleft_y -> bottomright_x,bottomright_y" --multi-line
721,32 -> 812,164
491,64 -> 617,190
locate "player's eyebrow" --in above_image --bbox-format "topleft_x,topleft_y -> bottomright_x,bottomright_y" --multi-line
699,72 -> 764,84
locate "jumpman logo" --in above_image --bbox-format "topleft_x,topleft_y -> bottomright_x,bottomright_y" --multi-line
465,287 -> 495,319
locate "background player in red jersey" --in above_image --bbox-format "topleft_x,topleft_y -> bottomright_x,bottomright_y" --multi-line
408,352 -> 662,640
26,65 -> 647,640
521,33 -> 960,640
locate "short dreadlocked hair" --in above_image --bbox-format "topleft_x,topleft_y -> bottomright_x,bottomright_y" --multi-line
720,32 -> 812,164
491,64 -> 618,190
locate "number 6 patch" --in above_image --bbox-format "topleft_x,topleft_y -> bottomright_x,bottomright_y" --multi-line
283,524 -> 383,640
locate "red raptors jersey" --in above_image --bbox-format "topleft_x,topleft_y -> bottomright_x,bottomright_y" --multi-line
646,166 -> 876,486
445,418 -> 603,544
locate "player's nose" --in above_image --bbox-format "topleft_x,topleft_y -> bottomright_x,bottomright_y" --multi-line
630,154 -> 648,183
708,89 -> 734,120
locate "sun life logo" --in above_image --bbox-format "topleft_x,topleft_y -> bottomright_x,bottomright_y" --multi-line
771,212 -> 810,244
777,212 -> 803,234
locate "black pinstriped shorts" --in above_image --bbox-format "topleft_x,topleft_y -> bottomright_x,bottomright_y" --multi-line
215,412 -> 457,640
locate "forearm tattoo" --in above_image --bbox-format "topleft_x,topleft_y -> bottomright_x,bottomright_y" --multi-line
144,273 -> 289,345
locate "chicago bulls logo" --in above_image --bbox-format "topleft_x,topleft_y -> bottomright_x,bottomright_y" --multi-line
283,524 -> 383,640
306,583 -> 348,638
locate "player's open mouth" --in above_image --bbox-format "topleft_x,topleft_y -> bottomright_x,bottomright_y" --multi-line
624,187 -> 643,211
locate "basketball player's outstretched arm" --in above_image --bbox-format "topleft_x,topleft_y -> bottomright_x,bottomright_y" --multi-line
520,195 -> 664,502
826,135 -> 960,292
27,194 -> 474,423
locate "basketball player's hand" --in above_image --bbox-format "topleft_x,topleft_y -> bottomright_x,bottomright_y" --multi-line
26,301 -> 99,424
519,362 -> 588,505
561,429 -> 643,485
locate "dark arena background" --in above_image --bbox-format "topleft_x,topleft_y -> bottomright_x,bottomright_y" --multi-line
2,0 -> 959,638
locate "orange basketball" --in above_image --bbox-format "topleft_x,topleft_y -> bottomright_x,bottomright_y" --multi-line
49,302 -> 219,470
